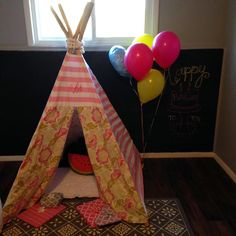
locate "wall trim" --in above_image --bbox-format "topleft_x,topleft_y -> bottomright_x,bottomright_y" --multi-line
0,155 -> 24,161
0,152 -> 215,161
213,153 -> 236,183
1,152 -> 235,183
141,152 -> 215,158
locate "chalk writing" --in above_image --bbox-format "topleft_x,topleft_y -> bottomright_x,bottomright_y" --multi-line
169,65 -> 210,89
168,112 -> 201,137
167,65 -> 210,137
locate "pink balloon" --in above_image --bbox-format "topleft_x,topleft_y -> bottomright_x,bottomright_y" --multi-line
124,43 -> 153,81
152,31 -> 181,69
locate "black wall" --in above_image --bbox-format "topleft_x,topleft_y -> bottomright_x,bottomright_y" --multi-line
0,49 -> 223,155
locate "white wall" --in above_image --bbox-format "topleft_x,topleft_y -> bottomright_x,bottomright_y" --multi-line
215,0 -> 236,173
159,0 -> 227,48
0,0 -> 27,48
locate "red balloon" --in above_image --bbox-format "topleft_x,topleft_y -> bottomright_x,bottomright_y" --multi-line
152,31 -> 181,69
124,43 -> 153,81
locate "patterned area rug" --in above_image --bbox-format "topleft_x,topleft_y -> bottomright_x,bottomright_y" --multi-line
1,198 -> 194,236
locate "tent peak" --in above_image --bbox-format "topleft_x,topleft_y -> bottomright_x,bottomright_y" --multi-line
66,38 -> 85,54
51,2 -> 94,54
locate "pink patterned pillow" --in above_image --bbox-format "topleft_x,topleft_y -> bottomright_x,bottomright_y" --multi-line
76,199 -> 104,227
76,199 -> 120,227
95,204 -> 121,226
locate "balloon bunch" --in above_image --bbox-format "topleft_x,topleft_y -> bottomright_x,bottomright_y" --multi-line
126,31 -> 180,103
109,31 -> 181,157
109,31 -> 181,104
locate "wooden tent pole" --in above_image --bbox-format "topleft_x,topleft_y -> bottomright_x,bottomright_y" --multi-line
74,2 -> 94,41
50,6 -> 68,37
78,2 -> 94,41
58,4 -> 73,38
51,2 -> 94,54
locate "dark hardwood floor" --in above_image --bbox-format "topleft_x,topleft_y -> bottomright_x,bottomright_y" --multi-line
143,158 -> 236,236
0,158 -> 236,236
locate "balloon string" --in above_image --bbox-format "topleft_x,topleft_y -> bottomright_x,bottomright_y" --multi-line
143,68 -> 170,152
129,77 -> 144,164
140,102 -> 145,164
129,77 -> 139,98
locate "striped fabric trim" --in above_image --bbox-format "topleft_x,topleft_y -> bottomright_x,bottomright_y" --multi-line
64,54 -> 84,63
89,70 -> 144,200
54,80 -> 94,88
61,65 -> 88,73
58,71 -> 89,78
53,86 -> 96,93
57,76 -> 90,83
47,53 -> 102,108
48,96 -> 100,104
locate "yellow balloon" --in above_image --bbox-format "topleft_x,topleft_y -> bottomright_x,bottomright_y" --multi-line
137,69 -> 165,104
132,34 -> 154,49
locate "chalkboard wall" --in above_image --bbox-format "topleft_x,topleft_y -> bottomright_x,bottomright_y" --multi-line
0,49 -> 223,155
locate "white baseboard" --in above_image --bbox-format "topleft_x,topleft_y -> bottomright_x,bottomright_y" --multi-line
0,152 -> 235,183
1,152 -> 214,161
213,153 -> 236,183
0,155 -> 24,161
0,152 -> 216,161
141,152 -> 215,158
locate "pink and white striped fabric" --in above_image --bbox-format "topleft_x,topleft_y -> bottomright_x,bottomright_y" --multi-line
48,53 -> 102,108
89,69 -> 144,200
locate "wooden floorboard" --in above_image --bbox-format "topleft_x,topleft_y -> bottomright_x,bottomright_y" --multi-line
0,158 -> 236,235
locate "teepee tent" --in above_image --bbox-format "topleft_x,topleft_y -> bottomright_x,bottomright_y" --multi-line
3,2 -> 147,225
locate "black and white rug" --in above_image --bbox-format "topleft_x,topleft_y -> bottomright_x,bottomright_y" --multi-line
2,198 -> 194,236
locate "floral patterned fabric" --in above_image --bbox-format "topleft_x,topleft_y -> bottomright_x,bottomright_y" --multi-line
3,106 -> 147,224
78,106 -> 147,223
3,106 -> 73,224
